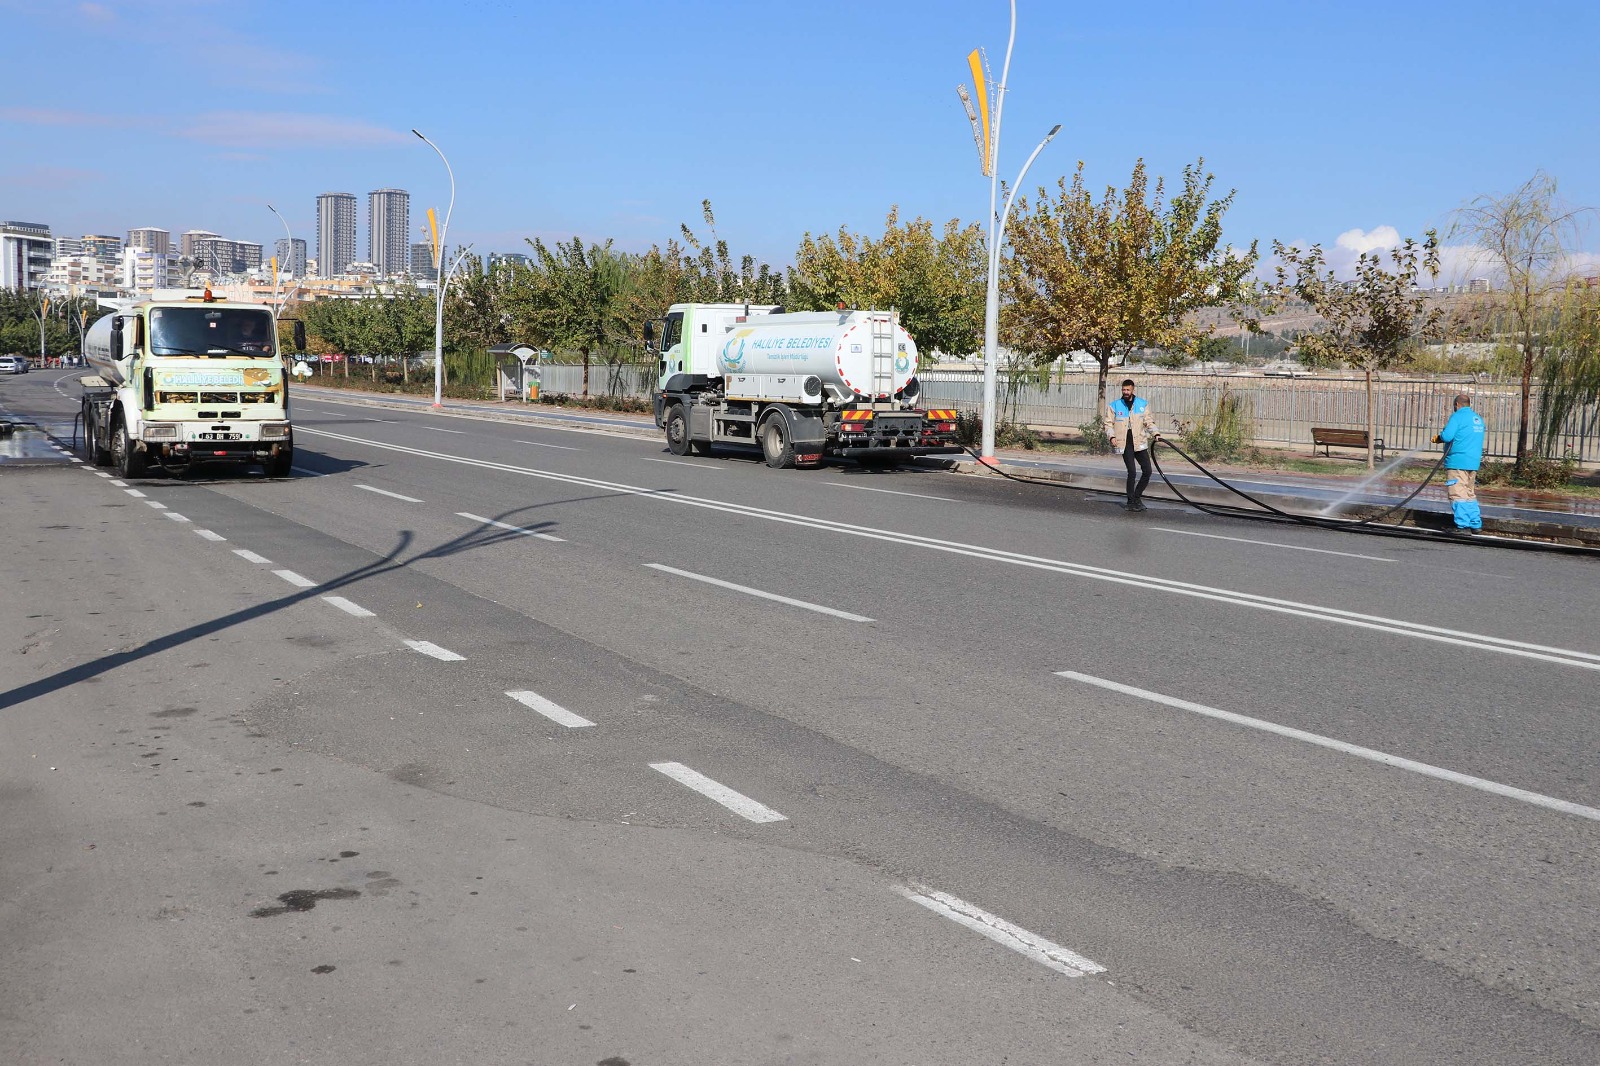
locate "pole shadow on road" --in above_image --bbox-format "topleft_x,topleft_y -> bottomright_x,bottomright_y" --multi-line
0,497 -> 613,712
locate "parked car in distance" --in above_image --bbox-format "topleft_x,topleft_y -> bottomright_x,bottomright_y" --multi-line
0,354 -> 30,374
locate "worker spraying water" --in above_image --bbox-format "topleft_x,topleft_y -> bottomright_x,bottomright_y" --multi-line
1434,393 -> 1486,534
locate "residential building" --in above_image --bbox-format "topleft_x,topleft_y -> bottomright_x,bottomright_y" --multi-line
44,254 -> 120,292
125,226 -> 171,254
368,188 -> 410,277
181,229 -> 221,259
81,234 -> 122,261
274,238 -> 308,278
121,246 -> 178,294
316,191 -> 358,278
54,236 -> 84,260
1,220 -> 53,291
486,251 -> 531,274
187,235 -> 263,276
410,241 -> 437,281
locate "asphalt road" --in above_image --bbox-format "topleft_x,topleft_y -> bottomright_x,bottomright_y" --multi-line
3,370 -> 1598,1065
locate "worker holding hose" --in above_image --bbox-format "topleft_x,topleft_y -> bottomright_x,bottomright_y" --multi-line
1107,378 -> 1160,511
1433,393 -> 1485,533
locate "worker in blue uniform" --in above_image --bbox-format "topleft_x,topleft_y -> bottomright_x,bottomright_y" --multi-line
1106,378 -> 1160,511
1433,393 -> 1485,532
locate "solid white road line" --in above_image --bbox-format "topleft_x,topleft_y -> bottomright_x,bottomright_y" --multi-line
144,499 -> 167,509
507,690 -> 595,729
272,569 -> 317,588
457,511 -> 565,542
233,549 -> 273,565
645,563 -> 874,622
163,512 -> 189,522
641,457 -> 718,469
404,639 -> 465,661
322,596 -> 375,618
422,426 -> 466,434
355,484 -> 423,503
894,885 -> 1106,978
1149,527 -> 1394,563
194,529 -> 226,542
648,762 -> 788,823
515,439 -> 579,451
124,488 -> 146,497
299,428 -> 1600,671
290,466 -> 325,478
826,482 -> 956,503
1056,670 -> 1600,824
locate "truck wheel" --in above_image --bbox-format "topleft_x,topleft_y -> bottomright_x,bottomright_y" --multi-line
760,416 -> 795,469
263,448 -> 293,478
665,405 -> 693,456
112,417 -> 146,479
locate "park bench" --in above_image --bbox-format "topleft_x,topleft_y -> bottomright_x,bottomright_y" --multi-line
1311,426 -> 1385,461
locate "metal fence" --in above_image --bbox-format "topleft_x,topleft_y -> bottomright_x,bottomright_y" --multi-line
917,371 -> 1600,462
534,362 -> 656,399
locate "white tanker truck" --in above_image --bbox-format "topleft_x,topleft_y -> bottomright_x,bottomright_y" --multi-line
80,293 -> 304,478
646,303 -> 960,468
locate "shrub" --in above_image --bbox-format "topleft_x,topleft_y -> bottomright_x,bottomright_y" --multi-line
1177,387 -> 1250,462
1479,455 -> 1577,490
1079,416 -> 1114,455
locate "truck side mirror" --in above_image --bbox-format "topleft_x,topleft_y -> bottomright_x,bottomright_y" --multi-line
109,317 -> 123,360
293,320 -> 306,352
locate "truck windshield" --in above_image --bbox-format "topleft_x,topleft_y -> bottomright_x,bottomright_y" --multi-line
148,307 -> 276,357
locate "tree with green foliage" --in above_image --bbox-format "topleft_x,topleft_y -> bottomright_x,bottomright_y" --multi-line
515,238 -> 636,397
789,207 -> 987,359
1450,172 -> 1594,469
1003,158 -> 1258,416
1274,232 -> 1443,468
1536,280 -> 1600,457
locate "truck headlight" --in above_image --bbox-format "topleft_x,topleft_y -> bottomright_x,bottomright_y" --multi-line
143,423 -> 179,441
259,422 -> 291,441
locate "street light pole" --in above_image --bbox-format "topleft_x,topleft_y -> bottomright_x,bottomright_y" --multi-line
267,203 -> 294,318
413,128 -> 455,409
978,0 -> 1017,463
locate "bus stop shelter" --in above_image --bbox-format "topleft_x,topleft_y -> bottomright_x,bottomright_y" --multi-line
491,343 -> 541,402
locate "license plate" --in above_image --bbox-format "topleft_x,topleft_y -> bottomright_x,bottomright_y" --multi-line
197,432 -> 242,441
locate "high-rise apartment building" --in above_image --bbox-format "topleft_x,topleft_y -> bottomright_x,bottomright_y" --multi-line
81,234 -> 122,261
182,231 -> 261,276
54,236 -> 85,260
316,192 -> 358,278
125,227 -> 171,254
274,238 -> 308,279
410,241 -> 437,282
181,229 -> 221,259
2,220 -> 54,291
368,188 -> 410,277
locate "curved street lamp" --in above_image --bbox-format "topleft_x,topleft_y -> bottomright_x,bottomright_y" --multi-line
267,203 -> 295,319
974,1 -> 1059,462
413,128 -> 455,408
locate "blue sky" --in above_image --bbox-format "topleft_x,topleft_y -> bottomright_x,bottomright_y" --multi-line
2,0 -> 1596,280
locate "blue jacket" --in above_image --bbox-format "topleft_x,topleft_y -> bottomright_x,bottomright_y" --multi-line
1438,406 -> 1485,470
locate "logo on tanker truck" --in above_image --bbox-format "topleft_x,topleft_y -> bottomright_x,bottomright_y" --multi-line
721,334 -> 748,371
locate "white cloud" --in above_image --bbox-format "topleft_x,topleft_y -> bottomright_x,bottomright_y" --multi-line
1333,225 -> 1401,256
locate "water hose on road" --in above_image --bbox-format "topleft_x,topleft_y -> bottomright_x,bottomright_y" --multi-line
956,441 -> 1600,557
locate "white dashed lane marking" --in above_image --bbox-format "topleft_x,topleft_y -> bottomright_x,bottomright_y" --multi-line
355,484 -> 422,503
649,762 -> 788,823
507,690 -> 594,728
163,513 -> 189,522
645,563 -> 873,623
272,569 -> 317,589
404,640 -> 465,661
457,512 -> 564,542
194,529 -> 226,542
894,886 -> 1105,978
233,549 -> 273,565
1055,670 -> 1600,823
322,596 -> 375,618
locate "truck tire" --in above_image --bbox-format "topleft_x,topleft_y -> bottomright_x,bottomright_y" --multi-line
112,416 -> 146,479
664,404 -> 693,456
760,415 -> 795,469
263,447 -> 293,478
